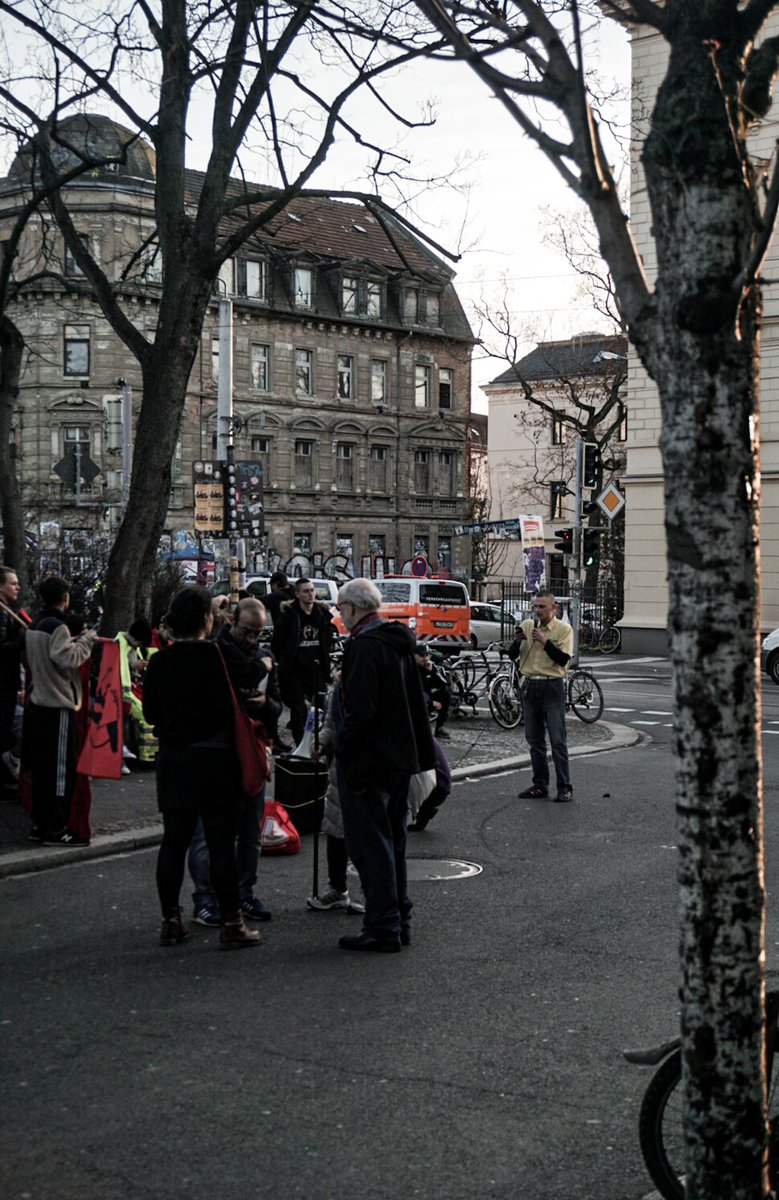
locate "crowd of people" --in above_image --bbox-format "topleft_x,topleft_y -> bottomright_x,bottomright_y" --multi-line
0,563 -> 575,952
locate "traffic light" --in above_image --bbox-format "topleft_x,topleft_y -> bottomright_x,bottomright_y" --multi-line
222,461 -> 239,536
582,528 -> 601,568
583,443 -> 601,489
554,528 -> 574,555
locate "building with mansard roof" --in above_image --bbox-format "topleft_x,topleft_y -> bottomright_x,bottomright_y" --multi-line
0,113 -> 476,582
482,331 -> 627,588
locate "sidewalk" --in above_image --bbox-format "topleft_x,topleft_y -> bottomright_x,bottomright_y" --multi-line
0,711 -> 640,878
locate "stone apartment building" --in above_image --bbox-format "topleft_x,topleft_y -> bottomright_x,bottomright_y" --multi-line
0,114 -> 476,581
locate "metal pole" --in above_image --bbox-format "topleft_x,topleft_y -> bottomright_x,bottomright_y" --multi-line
570,438 -> 584,665
75,439 -> 82,508
121,380 -> 132,510
311,660 -> 322,897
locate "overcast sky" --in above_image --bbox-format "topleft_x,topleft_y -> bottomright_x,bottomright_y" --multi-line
2,8 -> 631,415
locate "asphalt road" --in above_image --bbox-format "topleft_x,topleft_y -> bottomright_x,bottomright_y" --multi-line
1,734 -> 758,1200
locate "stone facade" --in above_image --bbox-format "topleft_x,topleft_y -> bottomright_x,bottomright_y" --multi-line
624,20 -> 779,650
481,333 -> 627,588
0,115 -> 475,581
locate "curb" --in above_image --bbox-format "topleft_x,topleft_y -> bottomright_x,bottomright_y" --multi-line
450,721 -> 642,781
0,824 -> 163,880
0,724 -> 642,880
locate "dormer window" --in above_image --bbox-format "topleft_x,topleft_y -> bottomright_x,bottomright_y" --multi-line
294,267 -> 313,309
403,286 -> 440,327
342,276 -> 359,314
340,274 -> 384,319
366,280 -> 382,317
244,259 -> 268,300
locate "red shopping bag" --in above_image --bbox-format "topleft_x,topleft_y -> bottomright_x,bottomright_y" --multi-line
260,798 -> 301,856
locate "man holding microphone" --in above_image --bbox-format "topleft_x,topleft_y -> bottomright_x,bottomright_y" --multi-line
508,590 -> 574,803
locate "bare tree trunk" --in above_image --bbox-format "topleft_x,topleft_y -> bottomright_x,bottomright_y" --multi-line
0,315 -> 29,596
101,312 -> 207,633
638,29 -> 769,1198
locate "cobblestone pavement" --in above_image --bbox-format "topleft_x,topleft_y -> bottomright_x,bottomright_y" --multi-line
441,707 -> 612,772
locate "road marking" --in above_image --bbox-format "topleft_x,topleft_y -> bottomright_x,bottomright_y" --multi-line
643,710 -> 672,716
605,706 -> 635,713
633,720 -> 661,726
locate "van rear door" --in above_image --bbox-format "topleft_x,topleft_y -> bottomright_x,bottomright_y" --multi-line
418,581 -> 471,649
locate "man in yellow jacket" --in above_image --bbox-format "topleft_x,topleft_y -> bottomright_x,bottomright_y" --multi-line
508,590 -> 574,803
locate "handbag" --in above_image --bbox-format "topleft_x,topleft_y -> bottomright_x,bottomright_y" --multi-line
407,767 -> 437,818
216,645 -> 272,796
260,798 -> 301,855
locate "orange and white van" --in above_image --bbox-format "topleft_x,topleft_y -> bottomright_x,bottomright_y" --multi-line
373,578 -> 471,651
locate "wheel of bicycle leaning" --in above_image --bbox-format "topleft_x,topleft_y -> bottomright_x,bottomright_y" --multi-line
599,624 -> 621,655
567,669 -> 604,723
488,674 -> 523,729
637,1049 -> 684,1200
579,622 -> 596,652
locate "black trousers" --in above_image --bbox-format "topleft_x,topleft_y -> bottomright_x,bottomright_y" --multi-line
23,704 -> 77,834
154,745 -> 243,918
279,668 -> 319,746
157,807 -> 241,918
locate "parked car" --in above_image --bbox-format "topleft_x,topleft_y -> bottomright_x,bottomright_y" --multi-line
762,627 -> 779,684
210,576 -> 270,599
469,601 -> 515,649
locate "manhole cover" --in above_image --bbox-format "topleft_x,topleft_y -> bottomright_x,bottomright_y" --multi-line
406,858 -> 483,881
348,858 -> 482,883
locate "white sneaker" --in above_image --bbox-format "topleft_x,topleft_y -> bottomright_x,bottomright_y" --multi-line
121,764 -> 131,776
306,886 -> 350,911
2,750 -> 19,781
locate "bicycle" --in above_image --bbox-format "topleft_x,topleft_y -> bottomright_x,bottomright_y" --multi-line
624,989 -> 779,1198
487,664 -> 605,730
441,644 -> 513,716
579,610 -> 622,655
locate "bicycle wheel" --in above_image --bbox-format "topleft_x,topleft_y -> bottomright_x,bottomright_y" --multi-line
599,624 -> 621,655
488,674 -> 523,729
567,669 -> 604,723
450,654 -> 476,694
579,623 -> 596,652
638,1050 -> 684,1200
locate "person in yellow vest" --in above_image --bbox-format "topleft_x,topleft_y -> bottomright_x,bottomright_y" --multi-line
116,619 -> 158,766
508,590 -> 574,803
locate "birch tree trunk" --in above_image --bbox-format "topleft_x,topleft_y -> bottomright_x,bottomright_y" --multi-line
635,24 -> 768,1199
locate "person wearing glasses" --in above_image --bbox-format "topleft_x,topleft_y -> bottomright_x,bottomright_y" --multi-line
187,598 -> 281,927
271,577 -> 334,746
509,590 -> 574,803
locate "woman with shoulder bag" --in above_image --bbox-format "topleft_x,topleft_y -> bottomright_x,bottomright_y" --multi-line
142,585 -> 260,950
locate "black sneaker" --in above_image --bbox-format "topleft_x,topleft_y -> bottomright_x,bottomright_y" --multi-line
518,785 -> 549,799
29,824 -> 44,843
42,828 -> 90,847
555,787 -> 574,803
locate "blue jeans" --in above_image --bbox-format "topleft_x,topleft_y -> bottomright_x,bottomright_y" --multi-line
337,764 -> 411,939
188,788 -> 265,911
521,677 -> 570,793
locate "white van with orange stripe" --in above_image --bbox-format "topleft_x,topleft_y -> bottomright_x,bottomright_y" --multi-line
373,578 -> 471,651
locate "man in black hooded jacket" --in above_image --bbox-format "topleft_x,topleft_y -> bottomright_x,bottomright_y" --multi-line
334,577 -> 435,953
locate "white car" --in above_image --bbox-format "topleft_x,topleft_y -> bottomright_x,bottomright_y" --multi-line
468,601 -> 515,649
762,627 -> 779,684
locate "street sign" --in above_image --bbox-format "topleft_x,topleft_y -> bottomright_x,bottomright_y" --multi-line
53,446 -> 100,491
596,483 -> 626,521
193,460 -> 225,536
452,518 -> 522,537
411,555 -> 428,577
